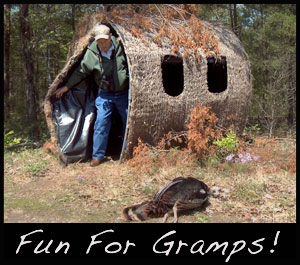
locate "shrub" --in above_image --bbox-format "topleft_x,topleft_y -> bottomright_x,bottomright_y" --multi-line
4,131 -> 22,147
213,130 -> 239,159
24,160 -> 47,178
187,103 -> 220,158
246,124 -> 261,137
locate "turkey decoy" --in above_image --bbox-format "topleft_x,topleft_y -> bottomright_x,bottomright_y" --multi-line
122,177 -> 211,223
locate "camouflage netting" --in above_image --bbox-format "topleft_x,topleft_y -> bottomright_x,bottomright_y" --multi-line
44,7 -> 252,162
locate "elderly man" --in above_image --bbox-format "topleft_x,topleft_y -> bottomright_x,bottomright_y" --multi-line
53,24 -> 129,166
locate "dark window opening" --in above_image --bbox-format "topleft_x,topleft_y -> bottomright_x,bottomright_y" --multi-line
161,55 -> 184,97
207,56 -> 227,93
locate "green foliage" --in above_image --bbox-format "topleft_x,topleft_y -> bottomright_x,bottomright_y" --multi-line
24,160 -> 47,178
194,213 -> 210,223
4,131 -> 22,146
213,130 -> 239,159
208,155 -> 221,166
246,124 -> 261,137
213,130 -> 239,151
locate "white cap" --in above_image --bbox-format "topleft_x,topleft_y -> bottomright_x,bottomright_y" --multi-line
94,24 -> 111,40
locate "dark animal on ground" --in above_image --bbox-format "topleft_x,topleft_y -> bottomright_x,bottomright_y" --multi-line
122,177 -> 211,223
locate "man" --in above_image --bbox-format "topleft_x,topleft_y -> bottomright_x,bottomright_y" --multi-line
53,24 -> 129,167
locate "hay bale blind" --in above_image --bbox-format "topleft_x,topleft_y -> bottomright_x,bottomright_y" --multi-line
44,11 -> 252,163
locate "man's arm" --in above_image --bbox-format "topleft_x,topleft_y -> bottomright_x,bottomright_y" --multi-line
53,49 -> 97,98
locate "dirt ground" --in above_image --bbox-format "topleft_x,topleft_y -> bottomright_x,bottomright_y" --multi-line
4,138 -> 296,223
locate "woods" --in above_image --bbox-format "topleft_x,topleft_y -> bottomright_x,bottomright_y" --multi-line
3,4 -> 296,144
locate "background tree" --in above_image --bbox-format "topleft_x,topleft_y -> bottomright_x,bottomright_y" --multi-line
4,4 -> 11,121
229,4 -> 239,37
240,4 -> 296,136
19,4 -> 39,138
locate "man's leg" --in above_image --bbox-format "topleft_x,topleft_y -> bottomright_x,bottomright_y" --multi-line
92,93 -> 114,160
114,91 -> 128,142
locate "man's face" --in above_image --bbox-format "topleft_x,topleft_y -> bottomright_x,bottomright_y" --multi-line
97,36 -> 111,53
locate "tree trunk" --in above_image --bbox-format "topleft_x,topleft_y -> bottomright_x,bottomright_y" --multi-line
229,4 -> 234,30
259,4 -> 265,27
229,4 -> 238,37
233,4 -> 239,37
103,4 -> 114,12
259,5 -> 268,118
287,53 -> 295,129
4,4 -> 11,121
46,4 -> 52,85
71,4 -> 76,31
19,4 -> 39,137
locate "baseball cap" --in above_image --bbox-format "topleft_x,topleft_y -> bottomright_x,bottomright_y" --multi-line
94,24 -> 111,40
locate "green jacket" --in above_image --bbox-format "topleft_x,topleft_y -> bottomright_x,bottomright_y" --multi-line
66,36 -> 129,92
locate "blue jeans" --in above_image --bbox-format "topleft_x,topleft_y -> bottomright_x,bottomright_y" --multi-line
92,90 -> 128,159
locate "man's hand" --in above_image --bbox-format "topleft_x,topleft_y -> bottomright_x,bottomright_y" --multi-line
53,86 -> 69,98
